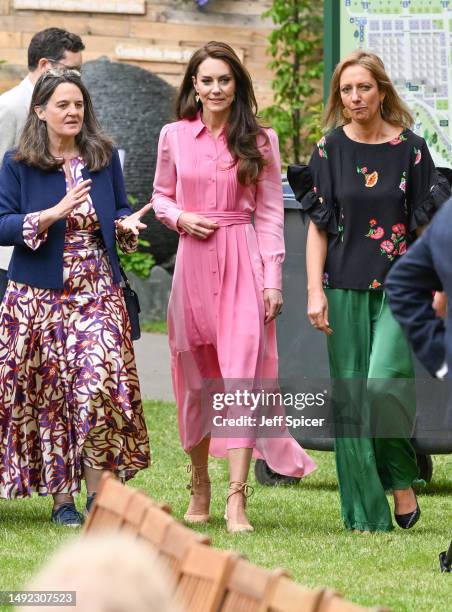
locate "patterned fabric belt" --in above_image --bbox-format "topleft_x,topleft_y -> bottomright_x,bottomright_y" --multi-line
64,229 -> 104,251
65,229 -> 102,238
192,210 -> 252,227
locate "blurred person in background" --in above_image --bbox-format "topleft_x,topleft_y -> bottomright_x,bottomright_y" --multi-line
18,533 -> 181,612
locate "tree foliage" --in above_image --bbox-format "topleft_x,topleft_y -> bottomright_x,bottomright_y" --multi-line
262,0 -> 323,164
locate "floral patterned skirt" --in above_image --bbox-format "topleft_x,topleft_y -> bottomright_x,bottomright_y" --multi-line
0,231 -> 150,499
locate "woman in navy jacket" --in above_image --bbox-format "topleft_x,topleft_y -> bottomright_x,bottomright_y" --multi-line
0,69 -> 150,526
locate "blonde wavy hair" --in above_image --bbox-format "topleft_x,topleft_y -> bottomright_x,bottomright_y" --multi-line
323,50 -> 414,131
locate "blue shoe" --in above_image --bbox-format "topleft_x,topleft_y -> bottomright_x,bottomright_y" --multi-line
51,503 -> 84,528
85,492 -> 97,515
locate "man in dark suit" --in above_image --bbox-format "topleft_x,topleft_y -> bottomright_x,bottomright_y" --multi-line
385,199 -> 451,379
387,202 -> 452,570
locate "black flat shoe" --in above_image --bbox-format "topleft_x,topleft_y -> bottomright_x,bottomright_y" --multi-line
395,504 -> 421,529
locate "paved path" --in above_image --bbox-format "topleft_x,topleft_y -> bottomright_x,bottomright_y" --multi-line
133,332 -> 173,402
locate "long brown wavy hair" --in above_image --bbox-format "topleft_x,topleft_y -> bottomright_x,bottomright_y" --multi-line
15,69 -> 113,171
324,50 -> 414,130
176,41 -> 267,186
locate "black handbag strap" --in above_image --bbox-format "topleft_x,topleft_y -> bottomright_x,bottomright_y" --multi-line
119,265 -> 132,290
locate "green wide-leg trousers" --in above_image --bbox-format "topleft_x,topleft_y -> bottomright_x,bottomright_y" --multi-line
326,289 -> 419,532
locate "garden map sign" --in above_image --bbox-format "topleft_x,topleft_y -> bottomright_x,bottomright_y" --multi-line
328,0 -> 452,166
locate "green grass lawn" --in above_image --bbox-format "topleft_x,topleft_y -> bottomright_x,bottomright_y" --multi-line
141,319 -> 168,334
0,401 -> 450,611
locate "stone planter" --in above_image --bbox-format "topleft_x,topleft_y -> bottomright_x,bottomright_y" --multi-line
127,265 -> 172,322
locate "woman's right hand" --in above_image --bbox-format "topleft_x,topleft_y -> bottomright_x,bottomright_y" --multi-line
38,179 -> 92,233
53,179 -> 92,220
307,289 -> 332,335
433,290 -> 448,319
177,212 -> 219,240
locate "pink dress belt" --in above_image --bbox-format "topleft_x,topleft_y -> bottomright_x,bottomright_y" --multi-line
193,210 -> 252,226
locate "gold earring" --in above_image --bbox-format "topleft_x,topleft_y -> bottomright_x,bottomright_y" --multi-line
342,107 -> 351,119
380,100 -> 384,115
195,92 -> 200,103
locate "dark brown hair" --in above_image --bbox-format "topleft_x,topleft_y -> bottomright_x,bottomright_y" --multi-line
28,27 -> 84,71
176,41 -> 267,185
15,69 -> 113,171
324,49 -> 413,130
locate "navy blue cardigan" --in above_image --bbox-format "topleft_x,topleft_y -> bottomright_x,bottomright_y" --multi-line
0,149 -> 131,289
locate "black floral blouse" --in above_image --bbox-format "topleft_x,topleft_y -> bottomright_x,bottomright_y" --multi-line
289,127 -> 450,290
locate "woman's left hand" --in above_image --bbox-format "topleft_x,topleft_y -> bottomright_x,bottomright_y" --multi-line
116,202 -> 153,235
264,288 -> 283,324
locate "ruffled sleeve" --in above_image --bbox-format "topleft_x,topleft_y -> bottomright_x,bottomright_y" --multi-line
23,212 -> 48,250
407,139 -> 451,231
287,135 -> 337,234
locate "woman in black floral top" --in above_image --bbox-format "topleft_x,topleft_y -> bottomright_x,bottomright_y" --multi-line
288,50 -> 449,533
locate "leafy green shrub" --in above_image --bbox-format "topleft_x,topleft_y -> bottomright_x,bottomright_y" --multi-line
117,237 -> 155,279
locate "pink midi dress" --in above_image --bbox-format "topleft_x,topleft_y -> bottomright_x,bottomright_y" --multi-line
152,114 -> 316,478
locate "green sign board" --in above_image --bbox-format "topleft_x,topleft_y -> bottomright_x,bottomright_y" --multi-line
325,0 -> 452,166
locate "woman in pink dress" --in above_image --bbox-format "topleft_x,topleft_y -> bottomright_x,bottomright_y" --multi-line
152,42 -> 316,533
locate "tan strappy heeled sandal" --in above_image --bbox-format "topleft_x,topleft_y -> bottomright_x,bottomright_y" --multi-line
224,481 -> 254,533
183,464 -> 211,524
